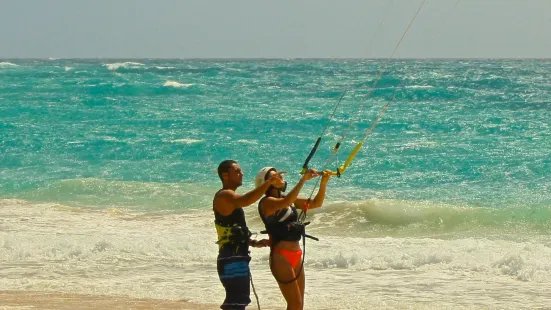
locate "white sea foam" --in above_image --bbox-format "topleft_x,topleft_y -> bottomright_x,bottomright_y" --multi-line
104,62 -> 144,71
163,80 -> 193,88
1,200 -> 550,309
169,138 -> 203,144
0,62 -> 19,67
406,85 -> 434,89
236,139 -> 258,144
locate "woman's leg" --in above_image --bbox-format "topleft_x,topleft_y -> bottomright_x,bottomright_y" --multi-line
270,253 -> 302,310
295,258 -> 305,309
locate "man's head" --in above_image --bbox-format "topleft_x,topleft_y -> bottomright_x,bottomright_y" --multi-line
217,160 -> 243,188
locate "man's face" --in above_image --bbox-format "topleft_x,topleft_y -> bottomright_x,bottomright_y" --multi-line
227,163 -> 243,187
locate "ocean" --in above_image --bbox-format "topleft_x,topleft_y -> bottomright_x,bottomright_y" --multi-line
1,59 -> 550,309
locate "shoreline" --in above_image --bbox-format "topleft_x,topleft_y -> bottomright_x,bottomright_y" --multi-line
0,291 -> 215,310
0,290 -> 285,310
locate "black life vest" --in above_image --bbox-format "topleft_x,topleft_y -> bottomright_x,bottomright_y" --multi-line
258,196 -> 302,246
213,190 -> 251,248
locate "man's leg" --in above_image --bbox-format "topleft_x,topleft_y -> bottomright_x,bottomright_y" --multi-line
217,250 -> 251,310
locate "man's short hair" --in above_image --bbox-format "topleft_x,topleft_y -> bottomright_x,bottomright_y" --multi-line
217,160 -> 237,182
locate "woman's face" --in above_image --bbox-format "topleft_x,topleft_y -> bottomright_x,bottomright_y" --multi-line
268,170 -> 286,188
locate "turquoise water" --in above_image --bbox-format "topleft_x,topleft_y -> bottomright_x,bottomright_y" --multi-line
1,59 -> 551,232
2,59 -> 551,309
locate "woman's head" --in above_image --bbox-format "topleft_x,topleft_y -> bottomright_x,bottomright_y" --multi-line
255,167 -> 287,192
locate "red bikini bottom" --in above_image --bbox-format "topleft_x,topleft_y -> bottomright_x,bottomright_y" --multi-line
273,248 -> 303,268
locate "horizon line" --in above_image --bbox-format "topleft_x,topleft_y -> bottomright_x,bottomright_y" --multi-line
2,57 -> 551,61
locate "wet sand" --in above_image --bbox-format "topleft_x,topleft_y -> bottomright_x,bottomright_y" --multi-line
0,291 -> 284,310
0,291 -> 215,310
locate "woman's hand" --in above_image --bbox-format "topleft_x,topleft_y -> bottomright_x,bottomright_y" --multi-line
300,168 -> 321,182
320,169 -> 332,185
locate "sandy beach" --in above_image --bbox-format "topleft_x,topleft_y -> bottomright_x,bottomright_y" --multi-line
0,291 -> 214,310
0,291 -> 289,310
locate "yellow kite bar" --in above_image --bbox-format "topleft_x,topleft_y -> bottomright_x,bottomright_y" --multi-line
327,141 -> 363,176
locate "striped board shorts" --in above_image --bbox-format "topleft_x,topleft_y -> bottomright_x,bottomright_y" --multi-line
217,245 -> 252,310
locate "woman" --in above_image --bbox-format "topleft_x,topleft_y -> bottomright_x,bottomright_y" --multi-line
255,167 -> 331,310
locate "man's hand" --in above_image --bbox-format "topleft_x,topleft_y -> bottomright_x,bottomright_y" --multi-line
250,239 -> 271,248
268,171 -> 286,183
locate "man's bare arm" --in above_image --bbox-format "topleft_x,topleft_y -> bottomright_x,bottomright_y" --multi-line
214,175 -> 279,216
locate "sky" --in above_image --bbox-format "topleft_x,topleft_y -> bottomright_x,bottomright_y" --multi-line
0,0 -> 550,59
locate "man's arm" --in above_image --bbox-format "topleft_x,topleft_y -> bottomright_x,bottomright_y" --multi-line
214,175 -> 279,216
248,239 -> 270,248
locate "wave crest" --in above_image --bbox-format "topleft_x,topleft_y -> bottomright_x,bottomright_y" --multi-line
103,62 -> 144,71
305,199 -> 551,238
0,62 -> 19,67
163,80 -> 194,88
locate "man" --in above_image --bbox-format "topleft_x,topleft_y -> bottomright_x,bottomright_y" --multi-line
213,159 -> 278,310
